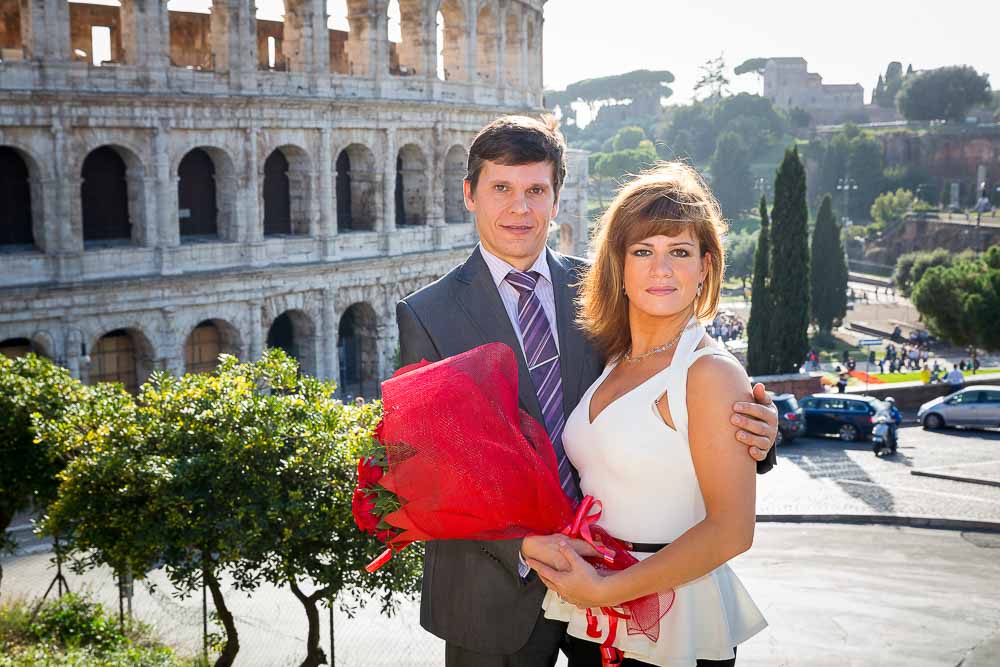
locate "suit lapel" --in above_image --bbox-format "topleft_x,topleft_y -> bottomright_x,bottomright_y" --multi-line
548,250 -> 588,419
452,247 -> 544,424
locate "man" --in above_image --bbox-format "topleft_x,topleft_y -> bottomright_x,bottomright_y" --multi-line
396,116 -> 778,667
946,364 -> 965,389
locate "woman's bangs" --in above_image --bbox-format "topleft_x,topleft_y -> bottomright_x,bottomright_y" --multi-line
622,216 -> 695,248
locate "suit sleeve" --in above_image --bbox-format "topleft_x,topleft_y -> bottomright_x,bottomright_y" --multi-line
396,300 -> 528,582
755,443 -> 777,475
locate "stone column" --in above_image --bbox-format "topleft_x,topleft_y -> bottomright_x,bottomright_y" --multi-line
64,327 -> 84,380
227,0 -> 257,92
39,0 -> 70,62
153,125 -> 178,253
138,0 -> 170,82
372,3 -> 388,84
318,127 -> 337,259
248,300 -> 264,361
382,128 -> 398,235
321,289 -> 340,385
244,126 -> 262,244
309,0 -> 331,92
159,307 -> 185,376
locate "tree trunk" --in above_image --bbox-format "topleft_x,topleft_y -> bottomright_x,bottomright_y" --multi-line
289,581 -> 332,667
204,569 -> 240,667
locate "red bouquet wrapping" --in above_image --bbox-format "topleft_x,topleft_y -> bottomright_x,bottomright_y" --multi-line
351,343 -> 674,661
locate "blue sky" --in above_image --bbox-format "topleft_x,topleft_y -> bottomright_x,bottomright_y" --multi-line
151,0 -> 998,106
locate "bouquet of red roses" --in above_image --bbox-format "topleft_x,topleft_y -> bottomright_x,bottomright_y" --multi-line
351,343 -> 674,661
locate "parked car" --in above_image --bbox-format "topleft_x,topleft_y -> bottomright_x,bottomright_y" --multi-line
770,392 -> 805,446
918,386 -> 1000,430
799,394 -> 888,442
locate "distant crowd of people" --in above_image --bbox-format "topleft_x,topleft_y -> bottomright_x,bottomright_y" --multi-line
707,313 -> 744,342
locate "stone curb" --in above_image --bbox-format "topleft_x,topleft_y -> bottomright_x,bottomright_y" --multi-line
910,470 -> 1000,489
756,514 -> 1000,533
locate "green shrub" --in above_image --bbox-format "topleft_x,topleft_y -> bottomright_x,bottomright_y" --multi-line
28,593 -> 125,651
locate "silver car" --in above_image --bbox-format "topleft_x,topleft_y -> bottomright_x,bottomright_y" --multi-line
918,386 -> 1000,429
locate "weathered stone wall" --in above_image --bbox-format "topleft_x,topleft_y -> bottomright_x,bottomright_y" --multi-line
0,0 -> 590,397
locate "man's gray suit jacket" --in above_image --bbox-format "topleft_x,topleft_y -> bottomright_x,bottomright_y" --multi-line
396,246 -> 604,655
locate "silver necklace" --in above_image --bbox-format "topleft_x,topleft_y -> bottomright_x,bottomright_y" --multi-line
623,329 -> 684,364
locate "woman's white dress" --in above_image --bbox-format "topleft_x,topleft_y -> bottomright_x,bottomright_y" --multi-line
542,321 -> 767,665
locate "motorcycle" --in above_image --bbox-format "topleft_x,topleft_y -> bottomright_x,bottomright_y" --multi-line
872,416 -> 897,457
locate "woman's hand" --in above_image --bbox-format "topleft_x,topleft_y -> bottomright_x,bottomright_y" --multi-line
525,542 -> 615,609
522,534 -> 600,572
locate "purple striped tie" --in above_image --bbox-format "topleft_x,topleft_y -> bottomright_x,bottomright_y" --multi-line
505,270 -> 580,502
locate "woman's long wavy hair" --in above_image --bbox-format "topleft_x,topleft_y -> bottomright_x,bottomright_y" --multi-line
578,162 -> 728,362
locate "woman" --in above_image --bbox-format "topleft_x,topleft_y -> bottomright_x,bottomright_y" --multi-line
526,163 -> 767,666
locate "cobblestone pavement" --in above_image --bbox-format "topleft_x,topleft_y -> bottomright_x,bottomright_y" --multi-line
760,426 -> 1000,523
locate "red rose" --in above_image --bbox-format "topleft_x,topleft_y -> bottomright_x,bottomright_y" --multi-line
357,456 -> 384,489
351,488 -> 379,533
373,419 -> 386,445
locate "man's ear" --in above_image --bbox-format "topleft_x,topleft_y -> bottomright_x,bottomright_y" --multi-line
464,179 -> 475,212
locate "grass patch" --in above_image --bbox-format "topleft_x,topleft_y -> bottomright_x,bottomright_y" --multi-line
0,594 -> 205,667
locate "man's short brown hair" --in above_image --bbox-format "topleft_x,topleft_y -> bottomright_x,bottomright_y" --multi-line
467,115 -> 568,198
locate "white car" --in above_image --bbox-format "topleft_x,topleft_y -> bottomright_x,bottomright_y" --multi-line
918,385 -> 1000,429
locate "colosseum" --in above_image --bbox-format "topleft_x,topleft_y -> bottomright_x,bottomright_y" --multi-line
0,0 -> 589,398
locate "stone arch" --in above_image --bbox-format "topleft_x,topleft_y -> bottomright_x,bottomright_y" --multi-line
0,337 -> 31,359
475,1 -> 497,83
87,327 -> 155,394
0,146 -> 37,250
167,0 -> 227,72
68,0 -> 139,67
337,302 -> 378,398
262,145 -> 312,237
266,308 -> 317,376
503,4 -> 522,88
396,143 -> 428,226
444,144 -> 469,223
435,0 -> 467,82
183,318 -> 240,374
336,143 -> 377,232
80,144 -> 147,247
175,145 -> 238,242
0,0 -> 31,60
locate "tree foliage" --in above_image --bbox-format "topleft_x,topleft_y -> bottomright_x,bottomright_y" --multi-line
911,246 -> 1000,351
37,351 -> 421,667
725,231 -> 757,288
611,126 -> 646,151
734,58 -> 769,77
897,65 -> 992,121
811,127 -> 884,220
694,54 -> 730,101
0,354 -> 87,593
545,69 -> 675,111
767,148 -> 811,374
657,94 -> 788,164
893,247 -> 976,297
747,196 -> 773,376
810,195 -> 848,334
873,62 -> 908,108
870,188 -> 915,225
710,131 -> 753,217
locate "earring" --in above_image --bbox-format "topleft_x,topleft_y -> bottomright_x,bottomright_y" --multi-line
696,282 -> 703,297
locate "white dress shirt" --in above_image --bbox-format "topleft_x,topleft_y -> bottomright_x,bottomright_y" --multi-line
479,243 -> 560,356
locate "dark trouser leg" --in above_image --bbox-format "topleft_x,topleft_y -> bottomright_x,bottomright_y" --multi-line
445,612 -> 566,667
564,635 -> 736,666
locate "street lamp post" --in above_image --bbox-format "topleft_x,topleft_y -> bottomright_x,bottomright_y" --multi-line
836,177 -> 859,227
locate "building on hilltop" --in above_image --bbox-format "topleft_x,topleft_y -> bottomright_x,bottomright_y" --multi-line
762,57 -> 865,124
0,0 -> 589,398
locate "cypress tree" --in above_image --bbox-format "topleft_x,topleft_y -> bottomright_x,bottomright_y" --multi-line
768,147 -> 811,374
810,194 -> 848,335
747,196 -> 773,376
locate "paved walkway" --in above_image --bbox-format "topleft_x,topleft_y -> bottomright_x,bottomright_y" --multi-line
4,427 -> 1000,666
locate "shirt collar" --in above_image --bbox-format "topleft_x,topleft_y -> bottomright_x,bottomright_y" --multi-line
479,243 -> 552,289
